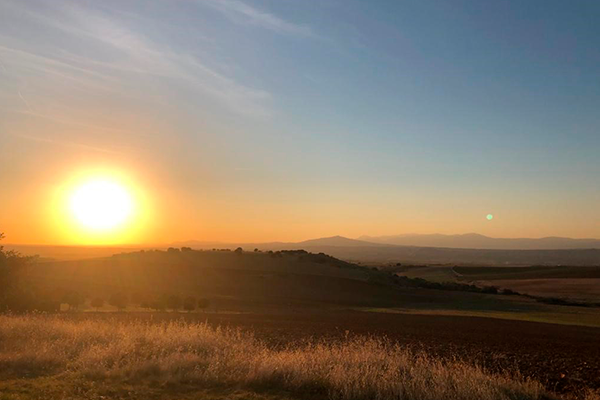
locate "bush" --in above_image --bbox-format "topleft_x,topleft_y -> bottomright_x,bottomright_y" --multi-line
481,286 -> 499,295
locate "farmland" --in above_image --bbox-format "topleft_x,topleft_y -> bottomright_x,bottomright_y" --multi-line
2,249 -> 600,399
390,265 -> 600,304
1,312 -> 600,400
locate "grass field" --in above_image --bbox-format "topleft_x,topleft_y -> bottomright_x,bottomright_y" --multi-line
360,306 -> 600,328
0,314 -> 562,400
483,279 -> 600,302
5,251 -> 600,399
393,265 -> 600,303
454,267 -> 600,303
2,310 -> 600,399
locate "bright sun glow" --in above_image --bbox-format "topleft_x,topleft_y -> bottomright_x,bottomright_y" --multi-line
70,179 -> 134,231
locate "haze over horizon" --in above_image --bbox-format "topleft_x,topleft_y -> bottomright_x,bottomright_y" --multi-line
2,0 -> 599,245
7,232 -> 600,248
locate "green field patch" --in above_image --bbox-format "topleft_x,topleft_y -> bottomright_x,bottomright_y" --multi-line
358,306 -> 600,328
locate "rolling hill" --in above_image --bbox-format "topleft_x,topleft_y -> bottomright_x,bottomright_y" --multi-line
9,233 -> 600,265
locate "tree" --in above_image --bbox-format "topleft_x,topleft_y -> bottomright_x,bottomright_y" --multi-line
197,297 -> 210,312
1,233 -> 37,312
62,290 -> 85,311
109,292 -> 128,311
167,294 -> 182,311
91,297 -> 104,311
234,247 -> 243,254
149,299 -> 166,311
131,292 -> 144,305
183,296 -> 196,312
36,299 -> 60,313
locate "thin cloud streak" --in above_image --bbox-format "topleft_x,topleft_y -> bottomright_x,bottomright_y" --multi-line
17,90 -> 33,112
0,0 -> 272,119
0,43 -> 131,99
5,108 -> 154,139
198,0 -> 315,38
10,133 -> 126,155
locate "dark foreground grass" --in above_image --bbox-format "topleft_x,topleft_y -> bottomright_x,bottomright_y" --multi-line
0,314 -> 589,400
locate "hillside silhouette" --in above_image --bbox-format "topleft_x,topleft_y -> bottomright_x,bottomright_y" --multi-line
9,234 -> 600,265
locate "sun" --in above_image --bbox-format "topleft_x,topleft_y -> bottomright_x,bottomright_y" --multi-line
69,179 -> 134,231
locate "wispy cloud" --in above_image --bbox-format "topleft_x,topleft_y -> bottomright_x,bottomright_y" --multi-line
198,0 -> 315,37
10,133 -> 125,155
17,90 -> 32,112
8,108 -> 146,138
71,7 -> 272,118
0,44 -> 121,93
0,0 -> 272,119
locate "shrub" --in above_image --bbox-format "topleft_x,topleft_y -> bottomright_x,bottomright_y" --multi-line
482,286 -> 499,295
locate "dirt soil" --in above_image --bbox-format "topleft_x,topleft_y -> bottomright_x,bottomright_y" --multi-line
66,310 -> 600,398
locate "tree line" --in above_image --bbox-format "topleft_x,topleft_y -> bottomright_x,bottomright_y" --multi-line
1,233 -> 211,313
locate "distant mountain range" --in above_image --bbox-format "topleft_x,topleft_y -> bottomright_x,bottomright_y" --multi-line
173,234 -> 600,266
8,234 -> 600,266
358,233 -> 600,250
176,233 -> 600,251
171,235 -> 385,250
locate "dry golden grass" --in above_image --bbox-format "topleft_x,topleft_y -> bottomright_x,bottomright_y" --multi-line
0,314 -> 556,400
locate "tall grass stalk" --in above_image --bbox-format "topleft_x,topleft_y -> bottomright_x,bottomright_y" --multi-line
0,315 -> 553,400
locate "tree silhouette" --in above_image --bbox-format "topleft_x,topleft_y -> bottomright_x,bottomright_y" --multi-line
149,299 -> 166,311
183,296 -> 196,312
1,233 -> 37,311
167,294 -> 182,311
62,290 -> 84,311
197,297 -> 210,312
109,292 -> 128,311
91,297 -> 104,311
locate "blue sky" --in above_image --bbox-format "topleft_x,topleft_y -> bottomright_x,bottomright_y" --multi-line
1,0 -> 599,243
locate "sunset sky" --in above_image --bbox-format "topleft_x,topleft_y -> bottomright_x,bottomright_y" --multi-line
1,0 -> 599,245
